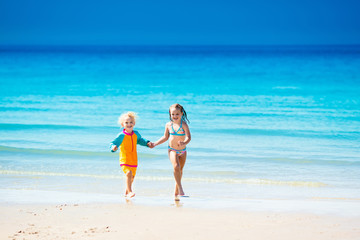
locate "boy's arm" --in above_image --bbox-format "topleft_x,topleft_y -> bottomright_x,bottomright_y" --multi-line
110,133 -> 124,152
134,131 -> 150,147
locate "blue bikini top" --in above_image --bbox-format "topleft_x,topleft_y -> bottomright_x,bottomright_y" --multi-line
169,119 -> 186,136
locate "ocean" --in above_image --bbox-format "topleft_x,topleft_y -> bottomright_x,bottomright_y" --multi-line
1,45 -> 360,214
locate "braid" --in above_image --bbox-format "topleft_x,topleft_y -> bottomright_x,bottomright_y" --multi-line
169,103 -> 190,124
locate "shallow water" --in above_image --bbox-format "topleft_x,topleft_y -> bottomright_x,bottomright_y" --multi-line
1,45 -> 359,212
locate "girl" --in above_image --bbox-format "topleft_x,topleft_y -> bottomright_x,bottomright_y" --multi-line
110,112 -> 153,198
153,104 -> 191,198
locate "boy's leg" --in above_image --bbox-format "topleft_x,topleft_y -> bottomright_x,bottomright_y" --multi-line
125,170 -> 135,198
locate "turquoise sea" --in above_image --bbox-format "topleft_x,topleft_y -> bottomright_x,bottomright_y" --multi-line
1,45 -> 360,214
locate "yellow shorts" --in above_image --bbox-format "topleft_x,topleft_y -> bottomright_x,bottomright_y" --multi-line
120,164 -> 137,177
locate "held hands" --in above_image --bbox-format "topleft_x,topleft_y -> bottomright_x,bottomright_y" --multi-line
147,142 -> 155,148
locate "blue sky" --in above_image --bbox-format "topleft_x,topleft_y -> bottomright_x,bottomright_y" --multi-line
0,0 -> 359,45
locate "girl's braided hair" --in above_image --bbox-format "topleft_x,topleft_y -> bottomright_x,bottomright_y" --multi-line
169,103 -> 190,124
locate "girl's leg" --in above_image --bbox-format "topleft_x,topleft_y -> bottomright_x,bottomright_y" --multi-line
179,151 -> 187,172
177,151 -> 187,194
169,150 -> 185,196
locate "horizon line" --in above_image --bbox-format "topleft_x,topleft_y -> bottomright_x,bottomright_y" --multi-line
1,43 -> 360,48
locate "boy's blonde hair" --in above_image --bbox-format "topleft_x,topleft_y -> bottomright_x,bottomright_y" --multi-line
118,112 -> 138,126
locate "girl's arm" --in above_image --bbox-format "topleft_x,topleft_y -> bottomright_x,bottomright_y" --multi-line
179,122 -> 191,146
154,123 -> 170,147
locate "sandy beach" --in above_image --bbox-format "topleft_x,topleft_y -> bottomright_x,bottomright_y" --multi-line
1,202 -> 359,240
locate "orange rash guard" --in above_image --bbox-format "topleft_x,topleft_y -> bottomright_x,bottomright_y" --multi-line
110,129 -> 149,168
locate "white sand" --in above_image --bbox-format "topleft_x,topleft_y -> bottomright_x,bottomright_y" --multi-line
1,202 -> 359,240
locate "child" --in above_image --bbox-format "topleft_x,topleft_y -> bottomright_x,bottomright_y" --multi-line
110,112 -> 153,198
153,104 -> 191,198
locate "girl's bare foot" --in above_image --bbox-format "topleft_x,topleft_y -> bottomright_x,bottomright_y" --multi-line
175,185 -> 185,196
174,188 -> 186,197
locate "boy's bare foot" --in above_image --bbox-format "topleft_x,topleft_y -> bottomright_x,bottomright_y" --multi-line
126,192 -> 136,198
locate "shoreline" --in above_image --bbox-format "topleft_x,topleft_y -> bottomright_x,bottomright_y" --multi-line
1,202 -> 359,240
1,188 -> 360,217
